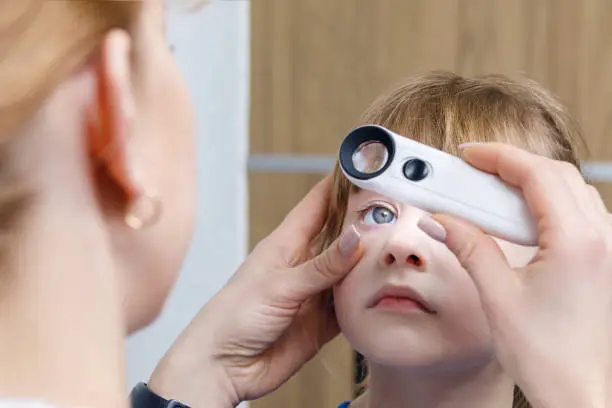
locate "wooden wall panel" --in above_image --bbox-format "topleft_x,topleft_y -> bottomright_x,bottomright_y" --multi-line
249,1 -> 612,407
251,0 -> 612,159
248,173 -> 324,247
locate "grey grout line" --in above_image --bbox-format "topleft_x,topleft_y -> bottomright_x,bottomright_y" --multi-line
248,155 -> 336,174
247,154 -> 612,182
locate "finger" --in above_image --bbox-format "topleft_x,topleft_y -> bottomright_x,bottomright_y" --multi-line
587,184 -> 608,217
555,164 -> 605,226
270,175 -> 333,251
551,166 -> 612,235
420,214 -> 521,312
579,184 -> 611,232
288,225 -> 363,300
459,143 -> 583,233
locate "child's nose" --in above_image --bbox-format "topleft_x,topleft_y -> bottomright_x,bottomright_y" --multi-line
378,223 -> 427,271
380,248 -> 424,270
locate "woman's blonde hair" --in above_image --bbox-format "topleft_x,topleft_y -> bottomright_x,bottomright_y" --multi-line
315,71 -> 588,408
0,0 -> 208,241
1,1 -> 142,137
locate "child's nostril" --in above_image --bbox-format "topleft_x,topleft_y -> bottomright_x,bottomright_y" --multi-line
385,253 -> 396,265
408,254 -> 422,267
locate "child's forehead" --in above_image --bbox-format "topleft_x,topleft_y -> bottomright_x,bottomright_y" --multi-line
349,188 -> 390,202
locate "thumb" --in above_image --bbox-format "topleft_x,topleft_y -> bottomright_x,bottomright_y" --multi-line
420,214 -> 521,310
290,225 -> 363,300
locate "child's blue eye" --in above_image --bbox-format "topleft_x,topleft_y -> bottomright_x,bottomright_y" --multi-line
362,206 -> 396,225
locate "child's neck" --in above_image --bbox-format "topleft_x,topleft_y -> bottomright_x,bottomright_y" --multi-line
354,359 -> 515,408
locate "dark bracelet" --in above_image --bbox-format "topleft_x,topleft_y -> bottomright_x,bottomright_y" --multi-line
130,382 -> 191,408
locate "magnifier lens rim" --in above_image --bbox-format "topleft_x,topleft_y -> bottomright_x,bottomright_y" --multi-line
339,125 -> 396,180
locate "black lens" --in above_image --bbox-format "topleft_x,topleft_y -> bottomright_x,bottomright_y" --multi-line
403,158 -> 429,181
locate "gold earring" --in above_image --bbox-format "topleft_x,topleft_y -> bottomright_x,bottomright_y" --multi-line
124,192 -> 162,230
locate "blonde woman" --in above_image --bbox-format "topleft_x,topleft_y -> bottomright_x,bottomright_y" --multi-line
0,1 -> 361,407
0,1 -> 611,408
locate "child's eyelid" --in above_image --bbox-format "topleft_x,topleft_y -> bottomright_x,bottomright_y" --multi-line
358,200 -> 398,215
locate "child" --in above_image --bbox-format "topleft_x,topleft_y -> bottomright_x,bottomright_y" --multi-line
315,72 -> 587,408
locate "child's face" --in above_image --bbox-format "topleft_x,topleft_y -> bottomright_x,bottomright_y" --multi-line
333,188 -> 537,371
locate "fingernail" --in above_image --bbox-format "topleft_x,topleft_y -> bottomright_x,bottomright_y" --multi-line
458,142 -> 481,150
418,216 -> 447,243
339,225 -> 361,257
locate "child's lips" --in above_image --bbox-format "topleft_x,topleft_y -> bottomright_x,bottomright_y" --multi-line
369,284 -> 435,314
374,296 -> 429,313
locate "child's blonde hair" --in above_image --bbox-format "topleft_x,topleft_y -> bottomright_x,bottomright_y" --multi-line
315,71 -> 587,408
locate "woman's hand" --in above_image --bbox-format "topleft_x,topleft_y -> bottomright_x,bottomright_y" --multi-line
419,143 -> 611,408
147,176 -> 363,407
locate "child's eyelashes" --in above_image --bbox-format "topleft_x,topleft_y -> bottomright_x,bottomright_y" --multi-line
355,202 -> 398,226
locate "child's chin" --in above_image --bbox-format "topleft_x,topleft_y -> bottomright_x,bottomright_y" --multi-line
359,342 -> 498,377
360,347 -> 447,369
351,333 -> 447,369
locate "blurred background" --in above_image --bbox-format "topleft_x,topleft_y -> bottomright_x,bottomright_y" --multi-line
127,1 -> 612,407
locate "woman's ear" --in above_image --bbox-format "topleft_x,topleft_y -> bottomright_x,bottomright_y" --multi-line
87,28 -> 159,229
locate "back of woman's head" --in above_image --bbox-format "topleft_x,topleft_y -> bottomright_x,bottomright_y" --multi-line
315,71 -> 587,408
0,1 -> 141,235
0,0 -> 200,331
0,1 -> 139,136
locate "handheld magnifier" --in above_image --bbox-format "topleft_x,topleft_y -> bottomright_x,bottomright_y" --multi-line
338,124 -> 538,246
